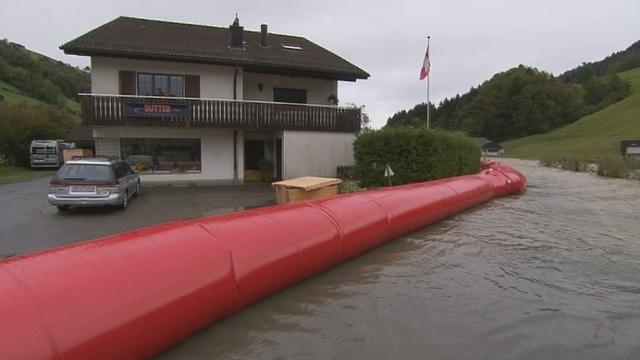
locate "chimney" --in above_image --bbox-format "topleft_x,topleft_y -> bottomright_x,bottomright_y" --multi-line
229,14 -> 244,48
260,24 -> 268,47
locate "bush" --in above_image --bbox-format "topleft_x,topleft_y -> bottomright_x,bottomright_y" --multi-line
596,155 -> 640,179
257,158 -> 274,182
338,179 -> 364,193
354,128 -> 481,187
337,165 -> 357,180
541,155 -> 586,172
539,154 -> 640,179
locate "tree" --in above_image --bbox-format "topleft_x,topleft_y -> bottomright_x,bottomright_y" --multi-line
0,103 -> 75,166
583,74 -> 631,108
385,65 -> 596,141
359,105 -> 372,131
0,40 -> 90,103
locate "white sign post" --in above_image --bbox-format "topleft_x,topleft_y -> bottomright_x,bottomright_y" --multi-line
384,164 -> 395,186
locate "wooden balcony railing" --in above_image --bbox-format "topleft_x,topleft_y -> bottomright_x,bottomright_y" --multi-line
80,94 -> 361,133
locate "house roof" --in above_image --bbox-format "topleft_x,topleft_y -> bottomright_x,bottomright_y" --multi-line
471,137 -> 492,147
472,137 -> 503,149
60,17 -> 370,81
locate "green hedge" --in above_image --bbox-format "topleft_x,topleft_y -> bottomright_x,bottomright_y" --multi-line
354,128 -> 481,187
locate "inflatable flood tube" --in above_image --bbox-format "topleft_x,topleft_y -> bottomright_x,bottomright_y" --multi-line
0,161 -> 526,359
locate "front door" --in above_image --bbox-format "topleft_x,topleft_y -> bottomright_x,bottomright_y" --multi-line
244,140 -> 265,181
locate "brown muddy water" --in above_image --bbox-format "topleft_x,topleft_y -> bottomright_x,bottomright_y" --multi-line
160,159 -> 640,360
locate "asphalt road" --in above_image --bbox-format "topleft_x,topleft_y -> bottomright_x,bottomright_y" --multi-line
0,177 -> 275,257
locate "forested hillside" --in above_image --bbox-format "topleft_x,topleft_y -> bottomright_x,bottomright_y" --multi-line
385,40 -> 639,142
559,40 -> 640,82
0,40 -> 90,166
0,39 -> 89,113
503,68 -> 640,159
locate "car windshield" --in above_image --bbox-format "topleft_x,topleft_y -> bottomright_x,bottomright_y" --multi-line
56,164 -> 114,181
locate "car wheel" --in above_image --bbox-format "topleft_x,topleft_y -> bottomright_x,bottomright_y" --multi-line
57,205 -> 69,212
119,191 -> 128,210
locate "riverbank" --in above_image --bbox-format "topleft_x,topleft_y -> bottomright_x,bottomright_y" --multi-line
538,155 -> 640,180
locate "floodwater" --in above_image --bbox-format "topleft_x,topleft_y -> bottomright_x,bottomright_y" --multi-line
160,159 -> 640,360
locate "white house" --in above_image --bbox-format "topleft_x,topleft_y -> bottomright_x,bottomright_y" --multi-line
61,16 -> 369,184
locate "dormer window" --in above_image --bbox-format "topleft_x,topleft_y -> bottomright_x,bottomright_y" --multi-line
137,73 -> 184,97
281,44 -> 304,51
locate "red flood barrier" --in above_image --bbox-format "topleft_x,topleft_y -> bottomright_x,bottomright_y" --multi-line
0,161 -> 526,359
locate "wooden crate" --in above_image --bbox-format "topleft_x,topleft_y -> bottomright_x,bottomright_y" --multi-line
63,149 -> 94,163
244,169 -> 263,182
272,176 -> 342,204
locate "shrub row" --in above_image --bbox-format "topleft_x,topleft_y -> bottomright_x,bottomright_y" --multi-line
540,155 -> 640,179
336,165 -> 357,180
0,102 -> 75,166
353,128 -> 481,187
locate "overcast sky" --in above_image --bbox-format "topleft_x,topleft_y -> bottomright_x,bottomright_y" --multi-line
1,0 -> 639,128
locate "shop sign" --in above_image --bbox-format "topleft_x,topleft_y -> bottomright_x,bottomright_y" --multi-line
124,103 -> 191,117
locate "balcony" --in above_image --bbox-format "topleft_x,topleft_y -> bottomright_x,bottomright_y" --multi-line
80,94 -> 361,133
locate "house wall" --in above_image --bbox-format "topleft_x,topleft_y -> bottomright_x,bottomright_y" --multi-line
243,72 -> 338,105
94,138 -> 121,159
90,56 -> 243,99
282,130 -> 355,178
90,57 -> 338,104
92,126 -> 244,184
89,57 -> 355,183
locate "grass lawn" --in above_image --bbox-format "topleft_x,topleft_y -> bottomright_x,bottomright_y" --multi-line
0,79 -> 45,106
0,164 -> 55,185
503,68 -> 640,159
0,79 -> 80,114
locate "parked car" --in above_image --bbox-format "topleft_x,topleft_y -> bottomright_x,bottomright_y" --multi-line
48,158 -> 141,211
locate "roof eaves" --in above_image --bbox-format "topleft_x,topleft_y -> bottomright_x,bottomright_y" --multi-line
61,46 -> 370,80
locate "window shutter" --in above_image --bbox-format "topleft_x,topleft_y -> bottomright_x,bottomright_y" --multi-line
119,71 -> 136,95
185,75 -> 200,98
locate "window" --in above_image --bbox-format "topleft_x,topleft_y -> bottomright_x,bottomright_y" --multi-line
112,163 -> 127,179
121,138 -> 201,174
281,44 -> 304,51
123,163 -> 135,175
137,74 -> 153,96
137,73 -> 185,97
273,88 -> 307,104
170,76 -> 184,96
56,164 -> 114,181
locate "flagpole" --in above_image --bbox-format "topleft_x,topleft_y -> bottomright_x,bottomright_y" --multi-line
426,35 -> 431,129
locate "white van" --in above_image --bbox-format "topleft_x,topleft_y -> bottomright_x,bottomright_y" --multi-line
29,140 -> 72,168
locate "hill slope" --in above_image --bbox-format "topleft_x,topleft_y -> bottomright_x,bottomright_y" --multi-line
0,79 -> 45,105
559,40 -> 640,82
0,40 -> 88,114
503,68 -> 640,159
385,39 -> 638,141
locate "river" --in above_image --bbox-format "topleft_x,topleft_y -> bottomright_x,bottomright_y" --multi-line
160,159 -> 640,360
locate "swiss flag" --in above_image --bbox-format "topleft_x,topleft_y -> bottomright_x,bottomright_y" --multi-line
420,45 -> 430,80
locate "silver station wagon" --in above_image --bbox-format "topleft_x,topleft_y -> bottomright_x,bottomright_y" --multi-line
48,158 -> 141,211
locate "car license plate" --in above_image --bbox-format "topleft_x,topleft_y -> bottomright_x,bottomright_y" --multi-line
70,185 -> 97,194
